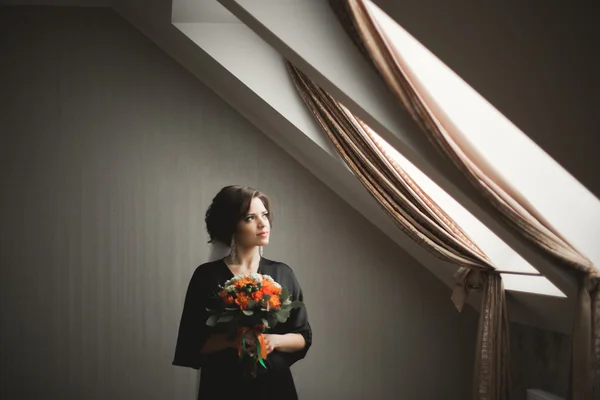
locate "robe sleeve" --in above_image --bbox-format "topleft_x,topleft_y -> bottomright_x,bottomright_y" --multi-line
172,266 -> 211,370
279,265 -> 312,367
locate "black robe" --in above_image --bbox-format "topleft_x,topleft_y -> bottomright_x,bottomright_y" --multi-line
172,257 -> 312,400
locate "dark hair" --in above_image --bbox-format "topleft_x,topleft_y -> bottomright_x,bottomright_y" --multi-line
205,185 -> 272,245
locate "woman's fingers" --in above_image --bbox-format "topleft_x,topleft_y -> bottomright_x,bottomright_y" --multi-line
263,334 -> 275,354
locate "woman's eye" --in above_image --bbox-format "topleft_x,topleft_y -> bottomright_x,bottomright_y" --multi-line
244,216 -> 254,222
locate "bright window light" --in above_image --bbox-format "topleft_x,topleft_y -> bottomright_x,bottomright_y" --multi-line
363,0 -> 600,295
366,0 -> 600,271
372,134 -> 564,297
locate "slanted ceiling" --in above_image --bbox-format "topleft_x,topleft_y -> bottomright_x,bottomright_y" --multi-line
372,0 -> 598,200
6,0 -> 597,335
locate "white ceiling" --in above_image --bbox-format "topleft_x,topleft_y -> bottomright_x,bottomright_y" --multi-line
172,0 -> 240,23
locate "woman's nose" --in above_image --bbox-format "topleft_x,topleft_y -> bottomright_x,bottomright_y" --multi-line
258,215 -> 268,227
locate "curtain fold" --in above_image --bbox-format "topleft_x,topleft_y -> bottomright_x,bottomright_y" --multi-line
287,61 -> 511,400
474,273 -> 511,400
327,1 -> 598,398
592,283 -> 600,399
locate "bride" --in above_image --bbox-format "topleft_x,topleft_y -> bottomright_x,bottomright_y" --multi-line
172,185 -> 312,400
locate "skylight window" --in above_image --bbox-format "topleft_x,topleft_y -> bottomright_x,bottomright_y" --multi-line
365,0 -> 600,294
372,132 -> 564,297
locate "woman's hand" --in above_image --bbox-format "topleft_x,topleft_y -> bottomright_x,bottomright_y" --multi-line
265,333 -> 305,353
262,334 -> 279,355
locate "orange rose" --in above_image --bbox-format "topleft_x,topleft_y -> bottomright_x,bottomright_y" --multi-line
224,295 -> 234,305
235,293 -> 250,310
262,284 -> 281,296
261,283 -> 276,295
268,295 -> 281,309
251,291 -> 263,301
234,280 -> 246,289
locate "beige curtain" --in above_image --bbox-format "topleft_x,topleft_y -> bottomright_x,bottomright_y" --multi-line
327,1 -> 599,398
287,62 -> 511,400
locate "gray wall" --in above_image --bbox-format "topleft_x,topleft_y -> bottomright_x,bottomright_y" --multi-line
0,6 -> 479,400
510,322 -> 571,400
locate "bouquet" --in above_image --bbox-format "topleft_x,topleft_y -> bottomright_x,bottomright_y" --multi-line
206,272 -> 303,378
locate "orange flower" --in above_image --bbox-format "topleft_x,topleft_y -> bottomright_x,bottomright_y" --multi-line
233,280 -> 247,289
235,292 -> 250,310
251,291 -> 263,301
262,283 -> 282,296
268,295 -> 281,309
223,295 -> 234,305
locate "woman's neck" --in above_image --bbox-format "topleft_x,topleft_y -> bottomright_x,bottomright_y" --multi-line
227,246 -> 261,274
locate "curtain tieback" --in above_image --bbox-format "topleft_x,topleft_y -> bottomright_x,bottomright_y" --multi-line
451,267 -> 484,312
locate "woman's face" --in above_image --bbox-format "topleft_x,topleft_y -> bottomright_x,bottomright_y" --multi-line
235,196 -> 270,248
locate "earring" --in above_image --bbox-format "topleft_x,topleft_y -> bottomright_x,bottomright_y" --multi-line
230,236 -> 237,264
259,246 -> 263,257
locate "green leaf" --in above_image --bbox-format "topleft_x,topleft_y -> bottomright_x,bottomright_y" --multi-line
282,299 -> 291,306
225,307 -> 238,311
290,301 -> 304,309
280,288 -> 290,300
206,315 -> 218,327
276,310 -> 290,323
247,300 -> 257,309
261,318 -> 270,329
266,313 -> 278,328
218,315 -> 233,323
262,294 -> 271,301
242,310 -> 254,316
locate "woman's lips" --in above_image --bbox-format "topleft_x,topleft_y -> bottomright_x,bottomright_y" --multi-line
258,232 -> 269,237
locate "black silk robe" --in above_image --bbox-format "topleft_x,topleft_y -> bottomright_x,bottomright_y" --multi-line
172,257 -> 312,400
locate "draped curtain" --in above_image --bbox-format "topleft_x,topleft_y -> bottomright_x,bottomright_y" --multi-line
287,62 -> 511,400
326,1 -> 599,399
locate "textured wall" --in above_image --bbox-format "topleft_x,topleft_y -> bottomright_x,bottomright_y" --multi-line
510,322 -> 571,400
0,6 -> 480,400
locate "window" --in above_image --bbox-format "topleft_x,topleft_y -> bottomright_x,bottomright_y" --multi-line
365,0 -> 600,294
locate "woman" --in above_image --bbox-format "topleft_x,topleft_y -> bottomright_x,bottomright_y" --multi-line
172,185 -> 312,400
